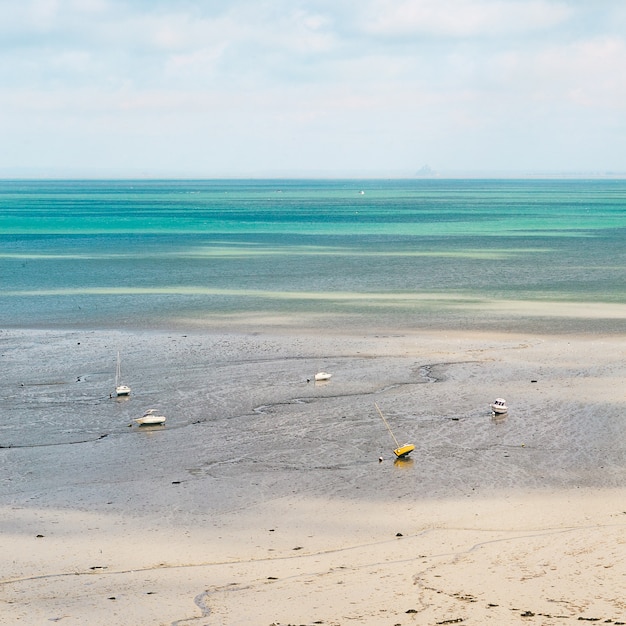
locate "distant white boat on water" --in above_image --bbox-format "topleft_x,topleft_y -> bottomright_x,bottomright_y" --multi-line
314,371 -> 332,381
115,351 -> 131,397
490,398 -> 508,414
134,409 -> 166,426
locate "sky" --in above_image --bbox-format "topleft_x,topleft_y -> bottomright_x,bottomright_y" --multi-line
1,0 -> 626,178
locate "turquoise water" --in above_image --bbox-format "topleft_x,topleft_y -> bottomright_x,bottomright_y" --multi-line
1,178 -> 626,332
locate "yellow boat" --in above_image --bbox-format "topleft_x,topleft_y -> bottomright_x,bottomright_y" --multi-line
393,443 -> 415,458
375,402 -> 415,458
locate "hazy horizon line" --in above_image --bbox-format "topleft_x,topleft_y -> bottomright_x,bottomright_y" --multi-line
2,167 -> 626,181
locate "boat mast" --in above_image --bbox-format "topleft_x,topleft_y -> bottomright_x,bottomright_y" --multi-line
375,402 -> 401,448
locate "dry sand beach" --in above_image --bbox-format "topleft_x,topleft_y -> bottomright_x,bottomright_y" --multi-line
1,326 -> 626,625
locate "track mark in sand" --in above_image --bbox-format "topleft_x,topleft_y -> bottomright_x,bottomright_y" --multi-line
171,583 -> 265,626
170,590 -> 211,626
419,364 -> 440,383
0,433 -> 110,449
411,524 -> 626,625
416,361 -> 483,383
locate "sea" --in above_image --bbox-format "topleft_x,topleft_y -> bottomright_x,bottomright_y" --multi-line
2,177 -> 626,334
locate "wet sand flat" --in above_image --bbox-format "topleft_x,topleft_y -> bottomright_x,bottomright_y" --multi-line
1,327 -> 626,624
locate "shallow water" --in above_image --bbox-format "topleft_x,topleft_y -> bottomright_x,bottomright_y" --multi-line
1,179 -> 626,333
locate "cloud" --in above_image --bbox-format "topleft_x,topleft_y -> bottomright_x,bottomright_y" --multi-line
359,0 -> 572,38
0,2 -> 343,90
2,1 -> 626,174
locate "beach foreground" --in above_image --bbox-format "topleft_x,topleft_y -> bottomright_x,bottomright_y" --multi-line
1,328 -> 625,625
2,490 -> 626,625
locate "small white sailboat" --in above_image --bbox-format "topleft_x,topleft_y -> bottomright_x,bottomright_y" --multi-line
314,371 -> 332,382
115,351 -> 131,397
375,402 -> 415,458
134,408 -> 166,426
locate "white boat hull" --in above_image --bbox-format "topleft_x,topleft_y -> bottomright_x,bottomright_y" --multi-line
314,372 -> 332,381
134,415 -> 166,425
490,398 -> 508,414
116,385 -> 131,397
135,408 -> 166,425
